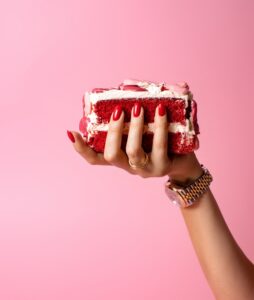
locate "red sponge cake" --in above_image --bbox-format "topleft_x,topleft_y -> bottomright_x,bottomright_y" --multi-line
79,79 -> 200,154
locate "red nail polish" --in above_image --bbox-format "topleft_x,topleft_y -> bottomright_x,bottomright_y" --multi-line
113,105 -> 122,121
67,130 -> 75,143
133,102 -> 141,117
158,103 -> 166,116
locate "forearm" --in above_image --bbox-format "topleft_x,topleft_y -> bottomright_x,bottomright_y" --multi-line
181,187 -> 254,300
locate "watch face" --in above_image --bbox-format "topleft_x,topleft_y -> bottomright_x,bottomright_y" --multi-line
165,186 -> 182,207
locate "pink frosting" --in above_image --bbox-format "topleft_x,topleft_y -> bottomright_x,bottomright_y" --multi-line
90,79 -> 190,95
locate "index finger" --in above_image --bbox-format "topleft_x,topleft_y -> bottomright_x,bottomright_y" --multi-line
68,131 -> 110,165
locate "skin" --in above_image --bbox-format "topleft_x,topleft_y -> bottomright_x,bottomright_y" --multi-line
68,104 -> 254,299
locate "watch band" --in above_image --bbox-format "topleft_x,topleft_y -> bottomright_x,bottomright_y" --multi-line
165,165 -> 213,208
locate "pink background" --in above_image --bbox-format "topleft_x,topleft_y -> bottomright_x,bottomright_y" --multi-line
1,0 -> 254,299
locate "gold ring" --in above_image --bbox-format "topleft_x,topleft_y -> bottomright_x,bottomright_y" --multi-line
128,152 -> 149,170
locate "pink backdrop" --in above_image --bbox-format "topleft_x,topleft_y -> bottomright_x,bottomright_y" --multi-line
1,0 -> 254,299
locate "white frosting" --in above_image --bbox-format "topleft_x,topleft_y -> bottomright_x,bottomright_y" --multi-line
86,119 -> 195,135
85,90 -> 192,106
87,111 -> 98,123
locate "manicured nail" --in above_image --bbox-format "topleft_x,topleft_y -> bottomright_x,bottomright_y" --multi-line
133,102 -> 142,117
113,105 -> 122,121
67,130 -> 75,143
158,103 -> 166,116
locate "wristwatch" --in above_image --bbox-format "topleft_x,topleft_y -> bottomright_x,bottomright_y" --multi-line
165,165 -> 213,208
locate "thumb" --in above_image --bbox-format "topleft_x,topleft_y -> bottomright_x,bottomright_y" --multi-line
67,130 -> 94,161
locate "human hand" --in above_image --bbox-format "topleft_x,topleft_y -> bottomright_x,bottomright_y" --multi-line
67,103 -> 203,185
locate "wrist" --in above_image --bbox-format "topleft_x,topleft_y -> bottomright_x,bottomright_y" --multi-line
170,166 -> 204,187
168,157 -> 204,187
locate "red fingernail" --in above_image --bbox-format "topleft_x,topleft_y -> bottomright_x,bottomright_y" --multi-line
67,130 -> 75,143
133,102 -> 142,117
113,105 -> 122,121
158,103 -> 166,116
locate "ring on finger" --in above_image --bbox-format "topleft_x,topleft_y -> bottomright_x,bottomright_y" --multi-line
128,152 -> 149,170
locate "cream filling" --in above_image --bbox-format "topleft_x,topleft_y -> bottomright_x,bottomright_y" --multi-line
86,121 -> 195,146
86,119 -> 195,135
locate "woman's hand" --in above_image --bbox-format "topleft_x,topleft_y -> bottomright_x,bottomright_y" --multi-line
67,103 -> 203,185
68,104 -> 254,300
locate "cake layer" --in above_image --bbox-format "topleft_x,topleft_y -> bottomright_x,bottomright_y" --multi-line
91,98 -> 189,124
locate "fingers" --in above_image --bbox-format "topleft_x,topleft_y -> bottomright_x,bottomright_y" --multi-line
67,130 -> 109,165
126,103 -> 147,166
104,106 -> 133,171
106,102 -> 169,177
68,102 -> 171,177
150,103 -> 170,173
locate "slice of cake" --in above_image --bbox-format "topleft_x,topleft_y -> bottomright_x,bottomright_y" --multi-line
79,79 -> 200,154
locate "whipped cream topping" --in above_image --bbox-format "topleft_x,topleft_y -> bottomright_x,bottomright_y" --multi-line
86,90 -> 192,104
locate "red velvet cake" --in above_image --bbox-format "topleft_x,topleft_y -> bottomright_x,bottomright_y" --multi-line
79,79 -> 200,154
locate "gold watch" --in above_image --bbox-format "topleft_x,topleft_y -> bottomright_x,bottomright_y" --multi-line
165,165 -> 213,208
